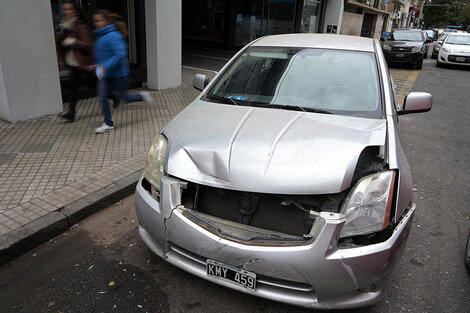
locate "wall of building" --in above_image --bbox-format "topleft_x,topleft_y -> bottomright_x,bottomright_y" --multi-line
341,11 -> 363,36
145,0 -> 181,90
0,0 -> 62,122
323,0 -> 344,33
374,14 -> 385,39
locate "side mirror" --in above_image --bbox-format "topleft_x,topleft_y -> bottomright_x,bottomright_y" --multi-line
380,37 -> 385,42
398,92 -> 432,115
437,40 -> 443,45
193,74 -> 210,91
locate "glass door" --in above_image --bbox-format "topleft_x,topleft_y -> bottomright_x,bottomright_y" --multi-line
300,0 -> 322,33
234,0 -> 296,47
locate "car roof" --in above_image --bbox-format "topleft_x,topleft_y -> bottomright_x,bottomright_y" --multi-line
392,28 -> 422,31
251,34 -> 375,52
447,32 -> 470,36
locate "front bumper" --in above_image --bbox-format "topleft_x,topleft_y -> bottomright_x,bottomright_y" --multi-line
136,174 -> 415,309
383,50 -> 422,64
438,50 -> 470,65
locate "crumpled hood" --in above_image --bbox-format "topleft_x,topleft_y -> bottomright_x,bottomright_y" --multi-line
163,100 -> 387,194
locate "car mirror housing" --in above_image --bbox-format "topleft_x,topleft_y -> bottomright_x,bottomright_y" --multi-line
399,92 -> 432,115
193,74 -> 210,91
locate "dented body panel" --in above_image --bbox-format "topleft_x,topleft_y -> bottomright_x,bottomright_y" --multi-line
136,174 -> 415,309
163,101 -> 386,194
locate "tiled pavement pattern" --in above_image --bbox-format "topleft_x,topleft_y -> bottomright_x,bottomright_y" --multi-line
0,67 -> 214,237
0,66 -> 418,239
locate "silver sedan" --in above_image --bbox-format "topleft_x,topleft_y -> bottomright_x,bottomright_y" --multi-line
136,34 -> 432,309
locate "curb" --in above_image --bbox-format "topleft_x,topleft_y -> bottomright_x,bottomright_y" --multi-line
0,170 -> 142,266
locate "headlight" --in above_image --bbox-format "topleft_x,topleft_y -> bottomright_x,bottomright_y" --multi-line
442,46 -> 451,53
383,44 -> 391,51
411,46 -> 422,52
144,134 -> 168,190
339,171 -> 396,238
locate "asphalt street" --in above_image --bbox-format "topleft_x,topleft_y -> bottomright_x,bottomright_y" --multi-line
0,57 -> 469,313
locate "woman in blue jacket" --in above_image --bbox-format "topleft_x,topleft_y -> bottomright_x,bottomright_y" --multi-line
91,10 -> 153,133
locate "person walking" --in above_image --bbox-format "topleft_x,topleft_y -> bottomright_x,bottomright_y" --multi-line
59,1 -> 94,122
90,10 -> 153,134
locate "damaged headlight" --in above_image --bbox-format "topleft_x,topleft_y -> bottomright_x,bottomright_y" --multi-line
339,171 -> 396,238
144,134 -> 168,191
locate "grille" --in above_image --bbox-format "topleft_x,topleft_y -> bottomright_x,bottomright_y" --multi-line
392,47 -> 412,52
448,55 -> 470,63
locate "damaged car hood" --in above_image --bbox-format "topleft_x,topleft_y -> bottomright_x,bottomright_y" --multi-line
163,100 -> 387,194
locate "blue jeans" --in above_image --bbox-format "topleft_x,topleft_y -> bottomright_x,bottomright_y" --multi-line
98,76 -> 143,126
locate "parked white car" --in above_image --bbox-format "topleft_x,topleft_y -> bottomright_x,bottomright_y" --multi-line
437,33 -> 470,66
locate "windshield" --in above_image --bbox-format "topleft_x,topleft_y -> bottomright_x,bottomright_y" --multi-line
438,33 -> 449,41
388,31 -> 424,41
205,47 -> 382,118
446,35 -> 470,45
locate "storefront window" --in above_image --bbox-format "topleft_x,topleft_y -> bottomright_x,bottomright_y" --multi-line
301,0 -> 321,33
182,0 -> 226,43
234,0 -> 296,47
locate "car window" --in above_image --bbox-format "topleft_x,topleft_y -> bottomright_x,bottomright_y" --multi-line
438,33 -> 448,41
206,47 -> 382,118
445,35 -> 470,45
388,31 -> 423,41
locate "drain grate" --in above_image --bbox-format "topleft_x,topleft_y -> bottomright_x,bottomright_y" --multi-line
20,143 -> 54,153
0,153 -> 17,165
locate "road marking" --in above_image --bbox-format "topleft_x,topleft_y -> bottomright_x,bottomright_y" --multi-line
390,69 -> 420,106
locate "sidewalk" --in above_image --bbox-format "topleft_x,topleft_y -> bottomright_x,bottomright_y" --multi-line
0,67 -> 214,264
0,65 -> 418,265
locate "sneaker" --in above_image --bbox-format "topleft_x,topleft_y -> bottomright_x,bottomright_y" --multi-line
140,91 -> 154,104
59,112 -> 74,122
95,123 -> 114,134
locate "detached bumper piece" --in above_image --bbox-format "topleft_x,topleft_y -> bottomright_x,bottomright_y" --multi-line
136,174 -> 415,309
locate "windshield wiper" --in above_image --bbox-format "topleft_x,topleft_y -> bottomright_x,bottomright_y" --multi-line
205,95 -> 249,106
269,104 -> 332,114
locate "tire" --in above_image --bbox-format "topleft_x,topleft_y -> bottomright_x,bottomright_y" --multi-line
423,51 -> 427,59
416,59 -> 423,70
431,53 -> 437,59
436,60 -> 442,67
466,231 -> 470,272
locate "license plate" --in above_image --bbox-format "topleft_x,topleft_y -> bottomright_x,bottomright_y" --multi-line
456,57 -> 465,62
396,53 -> 405,57
206,259 -> 256,291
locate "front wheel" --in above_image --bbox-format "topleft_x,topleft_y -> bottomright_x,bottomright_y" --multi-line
465,231 -> 470,272
416,59 -> 423,70
436,60 -> 442,67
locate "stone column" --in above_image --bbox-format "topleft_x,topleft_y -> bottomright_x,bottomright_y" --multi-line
145,0 -> 182,90
0,0 -> 62,122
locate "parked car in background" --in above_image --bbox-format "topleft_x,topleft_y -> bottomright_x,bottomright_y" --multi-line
425,30 -> 435,41
382,28 -> 430,69
432,32 -> 451,59
437,33 -> 470,67
136,34 -> 432,309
